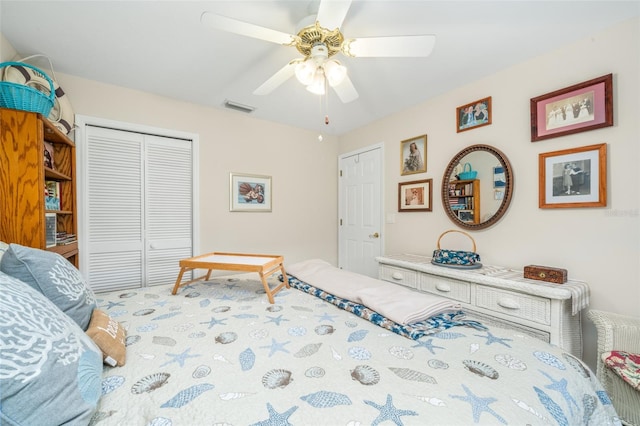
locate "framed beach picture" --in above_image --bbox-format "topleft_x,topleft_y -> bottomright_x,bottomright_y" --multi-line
398,179 -> 432,212
400,134 -> 427,175
530,74 -> 613,142
538,143 -> 606,208
229,173 -> 272,212
456,96 -> 491,132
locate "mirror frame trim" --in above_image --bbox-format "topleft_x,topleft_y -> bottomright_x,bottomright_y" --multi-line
441,144 -> 514,230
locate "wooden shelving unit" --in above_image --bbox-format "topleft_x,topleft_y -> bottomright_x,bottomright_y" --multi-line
447,179 -> 480,224
0,107 -> 78,266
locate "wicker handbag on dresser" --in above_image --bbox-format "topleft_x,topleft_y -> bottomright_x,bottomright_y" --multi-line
431,229 -> 481,269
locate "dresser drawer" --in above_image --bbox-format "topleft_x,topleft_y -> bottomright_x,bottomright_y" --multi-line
419,274 -> 471,303
475,286 -> 551,325
378,265 -> 418,289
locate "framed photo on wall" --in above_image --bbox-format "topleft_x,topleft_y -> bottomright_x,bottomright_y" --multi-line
398,179 -> 432,212
538,143 -> 606,208
400,134 -> 427,175
456,96 -> 491,132
530,74 -> 613,142
230,173 -> 272,212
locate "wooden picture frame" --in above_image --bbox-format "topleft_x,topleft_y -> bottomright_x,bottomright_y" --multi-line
400,134 -> 427,175
538,143 -> 606,209
456,96 -> 491,132
398,179 -> 432,212
229,173 -> 272,212
530,74 -> 613,142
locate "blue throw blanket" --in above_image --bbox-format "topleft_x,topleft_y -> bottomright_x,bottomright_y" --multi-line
285,275 -> 486,340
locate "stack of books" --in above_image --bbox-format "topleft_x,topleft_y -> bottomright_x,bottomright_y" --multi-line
56,232 -> 77,246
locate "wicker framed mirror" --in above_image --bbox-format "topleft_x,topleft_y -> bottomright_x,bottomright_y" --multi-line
441,144 -> 514,230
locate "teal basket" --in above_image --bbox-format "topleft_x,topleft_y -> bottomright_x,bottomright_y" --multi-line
0,61 -> 55,116
458,162 -> 477,180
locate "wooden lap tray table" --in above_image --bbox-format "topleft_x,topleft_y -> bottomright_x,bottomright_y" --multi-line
171,252 -> 289,304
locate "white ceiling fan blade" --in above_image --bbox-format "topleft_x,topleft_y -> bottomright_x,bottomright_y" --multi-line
343,35 -> 436,57
331,74 -> 359,103
316,0 -> 352,30
201,12 -> 295,45
253,60 -> 299,95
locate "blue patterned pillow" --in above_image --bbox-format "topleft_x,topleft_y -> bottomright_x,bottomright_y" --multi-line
0,271 -> 102,425
0,243 -> 96,330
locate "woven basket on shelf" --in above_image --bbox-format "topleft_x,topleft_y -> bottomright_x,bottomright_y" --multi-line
0,61 -> 55,116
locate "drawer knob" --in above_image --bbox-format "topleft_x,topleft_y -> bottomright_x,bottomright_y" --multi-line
391,272 -> 403,280
498,298 -> 520,310
435,283 -> 451,292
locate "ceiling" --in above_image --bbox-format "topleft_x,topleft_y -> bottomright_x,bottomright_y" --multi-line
1,1 -> 638,135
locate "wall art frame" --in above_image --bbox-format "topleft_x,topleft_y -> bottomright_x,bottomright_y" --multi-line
398,178 -> 432,212
229,173 -> 272,212
538,143 -> 606,209
400,134 -> 427,175
530,74 -> 613,142
456,96 -> 492,133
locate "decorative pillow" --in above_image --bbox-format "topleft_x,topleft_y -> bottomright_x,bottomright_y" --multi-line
86,308 -> 127,366
0,271 -> 102,425
0,243 -> 96,330
602,350 -> 640,390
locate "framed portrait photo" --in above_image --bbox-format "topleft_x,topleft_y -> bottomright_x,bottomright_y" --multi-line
456,96 -> 491,132
538,143 -> 606,209
398,179 -> 432,212
530,74 -> 613,142
400,134 -> 427,175
229,173 -> 272,212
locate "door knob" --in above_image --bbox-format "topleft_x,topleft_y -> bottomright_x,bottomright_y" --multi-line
370,232 -> 379,238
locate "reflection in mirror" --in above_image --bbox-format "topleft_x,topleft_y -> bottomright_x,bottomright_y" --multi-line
442,145 -> 513,230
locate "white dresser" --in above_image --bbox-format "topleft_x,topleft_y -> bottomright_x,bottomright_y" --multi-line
376,254 -> 589,357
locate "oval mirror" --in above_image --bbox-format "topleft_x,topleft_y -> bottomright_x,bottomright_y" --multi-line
441,144 -> 514,230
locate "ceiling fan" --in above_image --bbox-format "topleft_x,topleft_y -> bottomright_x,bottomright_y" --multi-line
201,0 -> 436,103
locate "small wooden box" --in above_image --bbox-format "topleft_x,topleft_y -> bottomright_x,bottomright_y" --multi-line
524,265 -> 568,284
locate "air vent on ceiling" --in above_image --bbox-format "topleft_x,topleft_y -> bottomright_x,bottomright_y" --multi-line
224,100 -> 256,114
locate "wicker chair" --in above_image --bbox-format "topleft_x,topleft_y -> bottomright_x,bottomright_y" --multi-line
588,310 -> 640,426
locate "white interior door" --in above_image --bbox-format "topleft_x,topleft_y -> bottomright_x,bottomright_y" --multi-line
77,119 -> 198,292
338,144 -> 383,277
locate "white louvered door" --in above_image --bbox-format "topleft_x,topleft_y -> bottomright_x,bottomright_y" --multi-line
79,124 -> 195,292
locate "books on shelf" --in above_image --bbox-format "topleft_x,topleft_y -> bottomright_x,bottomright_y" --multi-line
56,232 -> 77,246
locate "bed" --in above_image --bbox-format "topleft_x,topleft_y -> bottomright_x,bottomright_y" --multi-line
88,265 -> 621,425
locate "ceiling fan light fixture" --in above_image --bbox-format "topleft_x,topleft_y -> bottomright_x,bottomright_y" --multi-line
323,59 -> 346,87
295,60 -> 316,85
306,70 -> 326,95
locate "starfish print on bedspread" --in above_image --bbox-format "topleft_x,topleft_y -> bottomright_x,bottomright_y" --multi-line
473,331 -> 513,348
103,300 -> 124,310
249,403 -> 298,426
264,314 -> 289,326
540,370 -> 579,415
260,338 -> 291,357
315,312 -> 338,322
450,384 -> 506,424
411,338 -> 445,354
364,394 -> 418,426
201,316 -> 228,328
160,348 -> 201,368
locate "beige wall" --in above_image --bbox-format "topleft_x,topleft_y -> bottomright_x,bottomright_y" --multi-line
339,17 -> 640,368
1,33 -> 340,266
2,18 -> 638,369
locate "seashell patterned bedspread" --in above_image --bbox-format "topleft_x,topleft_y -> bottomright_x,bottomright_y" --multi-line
92,274 -> 621,425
